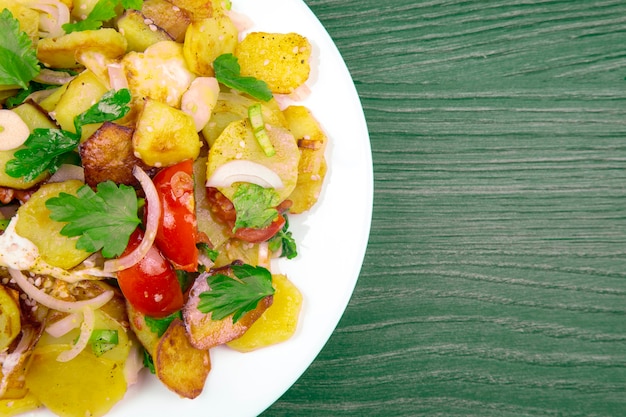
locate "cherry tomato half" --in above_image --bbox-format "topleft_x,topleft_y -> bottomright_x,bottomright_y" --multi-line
116,228 -> 184,318
152,159 -> 199,272
206,187 -> 288,243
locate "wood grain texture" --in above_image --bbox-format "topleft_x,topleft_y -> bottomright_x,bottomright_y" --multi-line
263,0 -> 626,416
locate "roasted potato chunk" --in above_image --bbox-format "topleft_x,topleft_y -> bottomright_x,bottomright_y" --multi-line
37,28 -> 127,69
80,121 -> 153,188
141,0 -> 192,42
168,0 -> 221,19
155,319 -> 211,399
183,16 -> 238,77
132,99 -> 202,167
235,32 -> 312,94
117,9 -> 173,52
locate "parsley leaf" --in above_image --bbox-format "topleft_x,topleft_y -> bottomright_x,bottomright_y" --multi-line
88,329 -> 118,356
0,9 -> 40,89
45,181 -> 142,258
5,88 -> 131,181
213,54 -> 273,101
268,214 -> 298,259
5,82 -> 57,108
231,183 -> 280,231
73,88 -> 131,136
63,0 -> 142,33
6,128 -> 80,182
198,264 -> 275,323
144,311 -> 182,337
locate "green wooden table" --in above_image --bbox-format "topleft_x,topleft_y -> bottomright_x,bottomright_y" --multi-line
265,0 -> 626,415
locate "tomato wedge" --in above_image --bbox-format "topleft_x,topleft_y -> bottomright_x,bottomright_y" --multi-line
116,228 -> 183,318
152,159 -> 199,272
206,187 -> 288,243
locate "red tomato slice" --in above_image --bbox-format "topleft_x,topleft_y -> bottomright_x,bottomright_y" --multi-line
206,187 -> 288,243
116,228 -> 184,318
152,159 -> 199,272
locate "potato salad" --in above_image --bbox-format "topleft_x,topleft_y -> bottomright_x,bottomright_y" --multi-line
0,0 -> 327,415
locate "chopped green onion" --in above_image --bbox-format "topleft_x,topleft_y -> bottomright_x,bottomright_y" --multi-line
248,103 -> 275,157
88,329 -> 119,356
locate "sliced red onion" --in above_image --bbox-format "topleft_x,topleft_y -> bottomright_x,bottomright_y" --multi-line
47,164 -> 85,183
107,63 -> 129,91
103,166 -> 160,272
206,160 -> 284,189
8,268 -> 114,314
33,68 -> 75,85
45,312 -> 81,338
56,307 -> 95,362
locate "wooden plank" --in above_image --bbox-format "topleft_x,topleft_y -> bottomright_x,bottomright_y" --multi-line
264,0 -> 626,415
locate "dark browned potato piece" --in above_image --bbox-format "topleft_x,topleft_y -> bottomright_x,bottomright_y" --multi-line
141,0 -> 193,42
183,270 -> 273,350
79,121 -> 151,188
155,318 -> 211,399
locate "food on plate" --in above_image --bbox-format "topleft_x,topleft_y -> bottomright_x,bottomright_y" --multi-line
0,0 -> 328,415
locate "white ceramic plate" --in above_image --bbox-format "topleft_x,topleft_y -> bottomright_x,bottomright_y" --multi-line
33,0 -> 372,416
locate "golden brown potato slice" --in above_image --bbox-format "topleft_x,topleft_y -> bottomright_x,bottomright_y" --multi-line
282,105 -> 328,213
141,0 -> 192,42
183,270 -> 273,350
235,32 -> 312,94
206,119 -> 300,202
155,318 -> 211,399
132,98 -> 202,167
227,274 -> 302,352
37,29 -> 127,69
80,121 -> 153,188
183,16 -> 238,77
0,285 -> 21,351
117,9 -> 173,52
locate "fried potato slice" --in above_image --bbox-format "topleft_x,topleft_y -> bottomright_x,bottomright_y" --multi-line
37,29 -> 127,69
227,274 -> 302,352
282,105 -> 328,213
141,0 -> 192,42
183,270 -> 273,350
155,319 -> 211,399
235,32 -> 312,94
80,121 -> 153,188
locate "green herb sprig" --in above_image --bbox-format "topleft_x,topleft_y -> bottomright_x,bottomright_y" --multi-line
214,54 -> 273,102
198,264 -> 275,323
0,9 -> 40,89
231,183 -> 280,231
63,0 -> 142,33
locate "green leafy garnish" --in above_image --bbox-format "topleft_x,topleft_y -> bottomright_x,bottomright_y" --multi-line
5,88 -> 131,181
213,54 -> 273,102
5,82 -> 57,108
0,9 -> 40,89
45,181 -> 142,258
197,242 -> 219,262
88,329 -> 119,356
72,88 -> 132,135
63,0 -> 142,33
268,214 -> 297,259
198,263 -> 275,323
145,311 -> 182,337
143,350 -> 156,374
231,183 -> 280,231
0,219 -> 9,232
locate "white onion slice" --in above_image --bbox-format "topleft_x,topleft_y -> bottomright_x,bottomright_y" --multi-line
107,63 -> 129,91
45,312 -> 81,338
103,166 -> 160,272
33,68 -> 75,85
8,268 -> 114,314
206,160 -> 284,189
56,307 -> 94,362
48,164 -> 85,183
